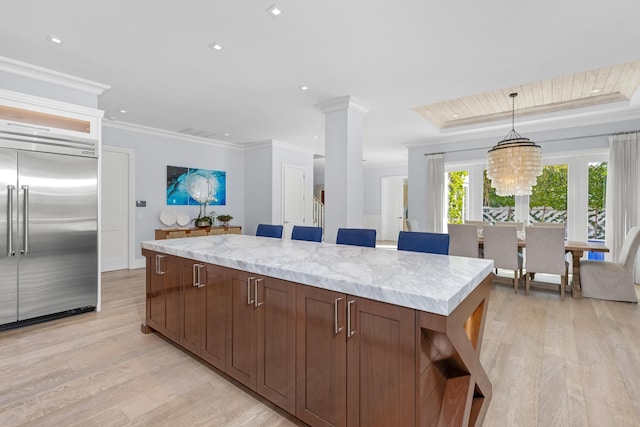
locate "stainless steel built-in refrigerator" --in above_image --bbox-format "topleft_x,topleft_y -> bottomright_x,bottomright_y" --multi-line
0,132 -> 97,327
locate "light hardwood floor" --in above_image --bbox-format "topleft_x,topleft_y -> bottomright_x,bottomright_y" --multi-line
1,269 -> 639,426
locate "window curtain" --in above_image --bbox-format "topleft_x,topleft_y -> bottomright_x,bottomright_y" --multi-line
425,154 -> 445,233
605,132 -> 640,283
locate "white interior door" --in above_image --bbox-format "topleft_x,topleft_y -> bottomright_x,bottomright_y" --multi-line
282,164 -> 306,239
381,176 -> 406,241
101,147 -> 131,272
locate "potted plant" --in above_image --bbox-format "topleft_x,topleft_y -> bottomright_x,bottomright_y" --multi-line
216,214 -> 233,229
193,203 -> 215,228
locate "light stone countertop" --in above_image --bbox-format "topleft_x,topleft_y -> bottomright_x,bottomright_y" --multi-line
141,234 -> 494,316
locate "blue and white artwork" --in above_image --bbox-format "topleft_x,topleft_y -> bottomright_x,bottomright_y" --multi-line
167,165 -> 226,206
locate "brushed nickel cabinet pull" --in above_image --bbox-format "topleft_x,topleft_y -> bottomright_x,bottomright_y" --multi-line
254,278 -> 264,307
334,297 -> 344,335
155,254 -> 166,275
347,300 -> 356,337
192,264 -> 199,287
247,277 -> 256,305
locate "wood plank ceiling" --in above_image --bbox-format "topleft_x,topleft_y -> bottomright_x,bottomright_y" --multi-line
414,61 -> 640,129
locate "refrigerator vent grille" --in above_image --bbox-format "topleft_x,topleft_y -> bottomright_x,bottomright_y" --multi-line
0,129 -> 96,157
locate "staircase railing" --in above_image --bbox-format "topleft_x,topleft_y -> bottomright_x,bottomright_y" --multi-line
313,196 -> 325,230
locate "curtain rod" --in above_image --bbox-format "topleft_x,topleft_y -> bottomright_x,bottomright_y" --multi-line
424,130 -> 640,156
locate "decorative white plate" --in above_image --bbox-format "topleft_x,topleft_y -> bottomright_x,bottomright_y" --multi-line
160,207 -> 177,226
176,213 -> 190,227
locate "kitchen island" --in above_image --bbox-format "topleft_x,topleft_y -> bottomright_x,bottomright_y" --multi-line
141,234 -> 494,426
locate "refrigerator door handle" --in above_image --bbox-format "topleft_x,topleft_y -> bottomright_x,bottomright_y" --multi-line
7,185 -> 15,257
21,185 -> 29,255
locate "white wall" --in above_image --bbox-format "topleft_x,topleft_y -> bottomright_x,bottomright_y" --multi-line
244,144 -> 273,236
103,124 -> 245,266
363,164 -> 408,215
272,143 -> 314,227
243,141 -> 315,236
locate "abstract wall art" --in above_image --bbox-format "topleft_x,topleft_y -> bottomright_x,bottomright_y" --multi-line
167,165 -> 226,206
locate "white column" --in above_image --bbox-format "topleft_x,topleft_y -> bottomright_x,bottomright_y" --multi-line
317,96 -> 369,243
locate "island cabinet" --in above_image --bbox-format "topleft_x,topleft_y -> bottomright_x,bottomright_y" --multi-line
142,237 -> 493,427
225,269 -> 297,414
179,262 -> 227,371
295,285 -> 416,427
142,249 -> 296,415
145,252 -> 181,342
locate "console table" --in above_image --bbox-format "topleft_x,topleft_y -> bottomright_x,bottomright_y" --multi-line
154,226 -> 241,240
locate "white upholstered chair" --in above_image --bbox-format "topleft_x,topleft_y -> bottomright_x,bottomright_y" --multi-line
448,223 -> 479,258
495,221 -> 525,232
580,226 -> 640,303
464,220 -> 488,232
483,225 -> 523,292
406,219 -> 420,232
524,226 -> 569,299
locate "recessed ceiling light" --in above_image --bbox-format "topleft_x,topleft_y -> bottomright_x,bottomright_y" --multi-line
267,4 -> 282,16
592,89 -> 601,93
47,35 -> 63,44
453,114 -> 459,118
313,135 -> 318,139
299,85 -> 309,91
224,133 -> 229,136
209,42 -> 223,51
120,109 -> 127,114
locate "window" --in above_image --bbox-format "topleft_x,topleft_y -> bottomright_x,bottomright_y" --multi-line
483,170 -> 514,223
529,164 -> 568,225
447,170 -> 468,224
588,161 -> 607,241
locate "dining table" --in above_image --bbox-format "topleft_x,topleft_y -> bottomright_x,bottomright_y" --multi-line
478,236 -> 609,298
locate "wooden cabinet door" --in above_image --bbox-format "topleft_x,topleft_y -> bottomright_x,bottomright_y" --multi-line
200,264 -> 227,371
226,270 -> 257,389
296,285 -> 347,427
256,277 -> 296,415
180,261 -> 203,355
146,252 -> 181,342
346,297 -> 416,427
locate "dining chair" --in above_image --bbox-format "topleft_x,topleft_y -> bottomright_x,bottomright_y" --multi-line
397,231 -> 449,255
406,219 -> 420,232
495,221 -> 525,232
524,226 -> 569,299
291,225 -> 323,242
482,225 -> 523,292
464,220 -> 488,232
531,222 -> 565,228
580,226 -> 640,303
336,228 -> 377,248
256,223 -> 284,239
448,224 -> 479,258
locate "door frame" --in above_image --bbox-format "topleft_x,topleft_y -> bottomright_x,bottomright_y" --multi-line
380,175 -> 407,241
281,163 -> 306,239
100,145 -> 136,271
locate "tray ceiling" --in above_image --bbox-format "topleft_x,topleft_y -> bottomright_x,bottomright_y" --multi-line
414,61 -> 640,129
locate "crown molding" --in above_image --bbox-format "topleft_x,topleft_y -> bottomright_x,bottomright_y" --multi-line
316,95 -> 369,115
103,120 -> 243,150
242,139 -> 317,155
0,56 -> 110,95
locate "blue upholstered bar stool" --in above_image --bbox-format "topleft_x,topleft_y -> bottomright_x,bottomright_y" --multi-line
397,231 -> 449,255
291,225 -> 323,242
256,224 -> 284,239
336,228 -> 376,248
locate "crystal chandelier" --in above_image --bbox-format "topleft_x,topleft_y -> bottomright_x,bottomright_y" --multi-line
487,92 -> 542,196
